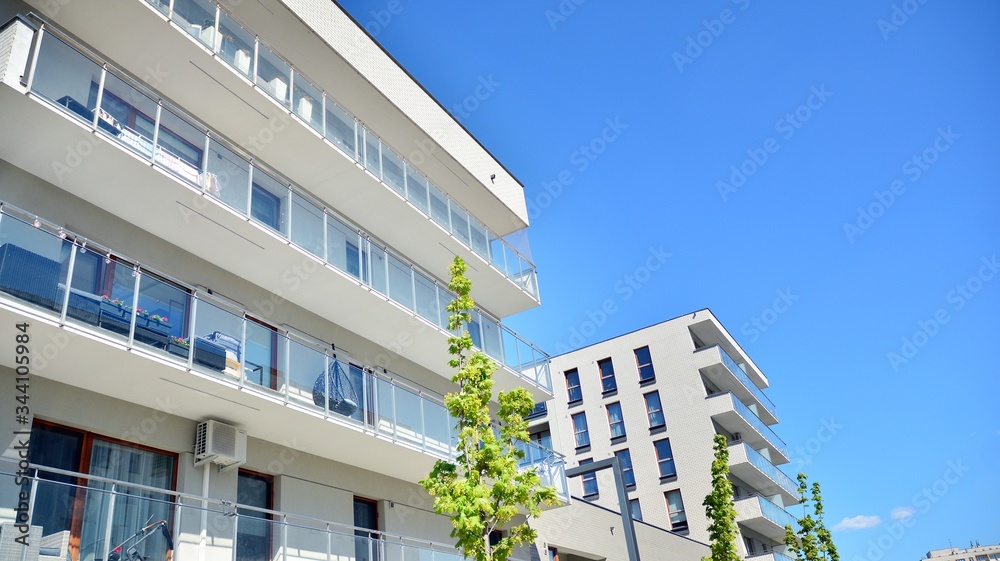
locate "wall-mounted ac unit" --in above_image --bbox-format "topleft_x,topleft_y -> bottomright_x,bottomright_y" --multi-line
194,420 -> 247,471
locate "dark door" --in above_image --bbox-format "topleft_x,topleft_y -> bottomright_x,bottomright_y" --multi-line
236,471 -> 273,561
353,497 -> 379,561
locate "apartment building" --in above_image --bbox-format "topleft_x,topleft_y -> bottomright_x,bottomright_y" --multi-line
922,544 -> 1000,561
530,309 -> 799,560
0,0 -> 575,559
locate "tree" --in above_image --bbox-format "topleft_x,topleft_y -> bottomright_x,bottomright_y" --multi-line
702,434 -> 741,561
784,474 -> 839,561
420,257 -> 558,561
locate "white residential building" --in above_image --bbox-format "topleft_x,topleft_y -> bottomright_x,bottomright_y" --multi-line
530,309 -> 799,560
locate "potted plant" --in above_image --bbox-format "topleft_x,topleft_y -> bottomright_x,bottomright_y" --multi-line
167,336 -> 190,358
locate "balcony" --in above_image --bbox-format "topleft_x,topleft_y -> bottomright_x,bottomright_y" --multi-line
748,552 -> 796,561
728,441 -> 798,506
707,392 -> 788,464
0,202 -> 567,499
16,4 -> 540,314
525,401 -> 549,420
735,495 -> 798,541
3,464 -> 510,561
0,17 -> 552,397
695,344 -> 777,424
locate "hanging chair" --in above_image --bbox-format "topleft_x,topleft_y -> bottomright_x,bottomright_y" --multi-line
313,360 -> 360,416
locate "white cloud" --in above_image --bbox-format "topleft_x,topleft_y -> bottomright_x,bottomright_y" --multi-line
832,515 -> 882,531
891,506 -> 916,520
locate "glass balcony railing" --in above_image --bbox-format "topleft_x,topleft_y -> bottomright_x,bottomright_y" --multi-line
753,495 -> 799,529
717,346 -> 777,419
525,401 -> 548,419
119,1 -> 539,299
733,441 -> 797,498
710,392 -> 787,458
748,552 -> 796,561
20,24 -> 551,393
0,202 -> 565,493
3,464 -> 476,561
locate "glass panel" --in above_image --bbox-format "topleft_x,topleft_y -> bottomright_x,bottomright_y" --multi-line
134,272 -> 189,354
146,0 -> 169,16
363,130 -> 381,176
374,377 -> 395,436
450,206 -> 470,245
203,138 -> 250,212
218,11 -> 255,78
171,0 -> 218,48
369,244 -> 388,295
465,310 -> 482,349
292,76 -> 323,131
250,167 -> 289,235
413,272 -> 440,326
87,259 -> 138,343
153,107 -> 204,186
290,193 -> 324,258
0,215 -> 71,317
192,298 -> 244,379
480,317 -> 502,361
428,184 -> 450,230
255,43 -> 291,106
327,217 -> 362,279
245,320 -> 278,392
324,100 -> 357,158
469,218 -> 489,259
501,327 -> 520,371
387,255 -> 413,311
32,35 -> 103,127
285,338 -> 327,412
436,286 -> 451,330
99,72 -> 157,157
404,166 -> 429,214
503,244 -> 521,279
394,385 -> 423,447
424,401 -> 451,456
489,234 -> 506,272
235,506 -> 275,561
286,520 -> 328,561
381,146 -> 405,195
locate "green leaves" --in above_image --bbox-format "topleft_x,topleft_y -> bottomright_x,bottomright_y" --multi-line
419,257 -> 558,561
786,475 -> 839,561
701,434 -> 741,561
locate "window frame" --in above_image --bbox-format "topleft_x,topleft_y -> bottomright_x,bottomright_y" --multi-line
614,448 -> 636,488
634,346 -> 655,382
565,368 -> 582,403
644,390 -> 665,429
606,402 -> 626,440
579,459 -> 598,497
571,412 -> 590,449
654,438 -> 677,479
598,358 -> 617,393
628,498 -> 643,522
664,489 -> 688,532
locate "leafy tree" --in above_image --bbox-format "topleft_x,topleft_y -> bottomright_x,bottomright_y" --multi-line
420,257 -> 558,561
702,434 -> 741,561
784,474 -> 839,561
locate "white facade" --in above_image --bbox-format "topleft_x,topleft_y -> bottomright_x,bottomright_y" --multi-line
531,309 -> 798,559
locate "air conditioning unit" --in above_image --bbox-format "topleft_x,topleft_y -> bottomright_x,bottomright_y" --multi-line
732,432 -> 743,442
194,420 -> 247,471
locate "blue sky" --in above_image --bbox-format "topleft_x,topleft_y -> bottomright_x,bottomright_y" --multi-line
337,1 -> 999,558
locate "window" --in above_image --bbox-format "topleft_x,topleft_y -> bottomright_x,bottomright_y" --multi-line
572,413 -> 590,448
565,369 -> 582,402
354,497 -> 379,561
635,346 -> 655,382
598,358 -> 617,392
665,489 -> 688,532
629,498 -> 643,522
654,438 -> 677,478
644,391 -> 665,428
237,471 -> 273,561
615,449 -> 636,487
607,402 -> 626,439
580,459 -> 598,496
744,537 -> 756,555
26,421 -> 177,561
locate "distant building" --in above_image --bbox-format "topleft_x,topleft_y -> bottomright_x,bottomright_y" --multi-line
530,309 -> 798,559
924,544 -> 1000,561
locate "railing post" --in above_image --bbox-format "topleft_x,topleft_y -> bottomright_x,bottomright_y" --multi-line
231,508 -> 239,561
151,101 -> 163,163
238,315 -> 247,388
24,24 -> 44,95
102,483 -> 118,561
128,266 -> 141,346
281,514 -> 288,561
212,4 -> 221,54
92,64 -> 107,130
187,296 -> 198,369
326,523 -> 332,561
58,242 -> 77,324
282,334 -> 290,403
